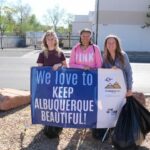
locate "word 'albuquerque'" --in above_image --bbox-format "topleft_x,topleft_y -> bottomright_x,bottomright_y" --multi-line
35,98 -> 94,112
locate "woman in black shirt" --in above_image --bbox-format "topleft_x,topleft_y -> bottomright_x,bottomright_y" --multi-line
37,30 -> 67,139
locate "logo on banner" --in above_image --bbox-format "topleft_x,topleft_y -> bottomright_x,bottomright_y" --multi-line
106,108 -> 118,115
104,77 -> 121,94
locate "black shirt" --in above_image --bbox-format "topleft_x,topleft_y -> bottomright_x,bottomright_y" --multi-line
37,50 -> 66,66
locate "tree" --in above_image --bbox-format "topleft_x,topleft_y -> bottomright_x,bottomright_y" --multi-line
26,15 -> 43,31
3,6 -> 16,33
64,13 -> 74,33
143,5 -> 150,28
0,0 -> 7,49
43,5 -> 65,32
13,0 -> 31,36
0,0 -> 7,33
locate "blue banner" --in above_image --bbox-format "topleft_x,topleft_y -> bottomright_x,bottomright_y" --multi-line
31,67 -> 98,128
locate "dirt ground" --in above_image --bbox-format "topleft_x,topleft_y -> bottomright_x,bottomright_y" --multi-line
0,98 -> 150,150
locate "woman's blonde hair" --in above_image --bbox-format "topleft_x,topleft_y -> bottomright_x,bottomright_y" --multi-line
41,30 -> 61,58
103,34 -> 124,65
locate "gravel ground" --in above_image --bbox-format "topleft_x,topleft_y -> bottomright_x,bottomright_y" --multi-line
0,98 -> 150,150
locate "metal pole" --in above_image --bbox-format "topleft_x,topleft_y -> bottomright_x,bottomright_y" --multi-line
69,32 -> 71,49
95,0 -> 99,44
0,33 -> 3,50
0,2 -> 2,50
0,0 -> 4,50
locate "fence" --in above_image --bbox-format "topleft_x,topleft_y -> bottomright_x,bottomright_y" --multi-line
25,32 -> 80,49
0,32 -> 95,50
0,36 -> 26,49
26,32 -> 95,49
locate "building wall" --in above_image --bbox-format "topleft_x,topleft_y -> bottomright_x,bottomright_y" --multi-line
98,0 -> 149,11
97,24 -> 150,51
94,0 -> 150,51
72,22 -> 92,34
98,11 -> 146,25
72,15 -> 93,34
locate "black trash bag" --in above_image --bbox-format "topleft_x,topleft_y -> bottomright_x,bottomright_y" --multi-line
112,96 -> 150,150
131,96 -> 150,135
43,125 -> 63,139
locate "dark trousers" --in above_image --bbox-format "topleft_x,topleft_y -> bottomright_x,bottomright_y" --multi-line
43,125 -> 63,139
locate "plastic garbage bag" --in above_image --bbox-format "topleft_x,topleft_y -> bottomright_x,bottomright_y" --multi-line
132,96 -> 150,135
112,96 -> 150,150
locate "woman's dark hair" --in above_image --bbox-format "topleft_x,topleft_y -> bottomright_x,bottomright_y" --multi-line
80,28 -> 92,35
79,28 -> 93,45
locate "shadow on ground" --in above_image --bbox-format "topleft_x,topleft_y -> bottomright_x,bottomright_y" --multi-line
22,128 -> 114,150
21,128 -> 150,150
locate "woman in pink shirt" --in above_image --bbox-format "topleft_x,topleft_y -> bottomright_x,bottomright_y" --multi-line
69,28 -> 103,140
69,28 -> 103,69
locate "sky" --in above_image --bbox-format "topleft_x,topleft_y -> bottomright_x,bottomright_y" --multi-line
8,0 -> 95,23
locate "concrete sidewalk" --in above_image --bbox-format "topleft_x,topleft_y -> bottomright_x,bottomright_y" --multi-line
0,47 -> 34,57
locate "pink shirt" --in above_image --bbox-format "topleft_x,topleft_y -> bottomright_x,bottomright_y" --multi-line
69,43 -> 103,69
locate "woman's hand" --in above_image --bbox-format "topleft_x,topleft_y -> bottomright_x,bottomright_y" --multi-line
52,63 -> 62,70
83,66 -> 91,70
126,90 -> 133,97
112,66 -> 118,69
